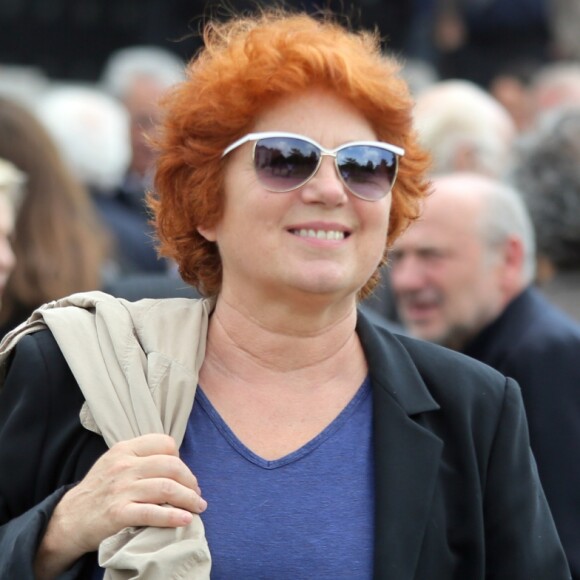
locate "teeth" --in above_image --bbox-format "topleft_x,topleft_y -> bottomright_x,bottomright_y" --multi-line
296,229 -> 345,240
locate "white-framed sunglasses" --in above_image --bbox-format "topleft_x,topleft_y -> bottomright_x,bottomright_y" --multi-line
222,131 -> 405,201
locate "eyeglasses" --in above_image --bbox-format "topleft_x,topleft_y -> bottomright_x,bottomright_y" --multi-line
222,131 -> 404,201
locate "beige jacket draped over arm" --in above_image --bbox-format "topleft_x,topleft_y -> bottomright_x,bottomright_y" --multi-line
0,290 -> 213,579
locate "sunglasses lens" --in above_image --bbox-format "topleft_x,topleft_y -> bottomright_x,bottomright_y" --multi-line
337,146 -> 397,200
254,137 -> 320,192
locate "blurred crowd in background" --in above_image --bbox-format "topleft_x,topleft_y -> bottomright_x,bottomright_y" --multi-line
0,0 -> 579,327
0,0 -> 576,320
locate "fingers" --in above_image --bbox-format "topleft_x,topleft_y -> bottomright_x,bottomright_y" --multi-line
54,433 -> 208,553
108,437 -> 201,495
134,454 -> 201,495
122,502 -> 196,528
121,476 -> 208,517
117,433 -> 180,458
100,437 -> 208,531
107,434 -> 208,512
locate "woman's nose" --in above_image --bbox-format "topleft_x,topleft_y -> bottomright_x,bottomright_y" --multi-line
300,157 -> 348,206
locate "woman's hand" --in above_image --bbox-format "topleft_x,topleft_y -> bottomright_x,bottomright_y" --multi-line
34,433 -> 206,579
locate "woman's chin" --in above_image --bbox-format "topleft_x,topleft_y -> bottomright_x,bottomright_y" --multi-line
283,272 -> 361,302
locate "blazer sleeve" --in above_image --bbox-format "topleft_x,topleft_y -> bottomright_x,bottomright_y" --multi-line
0,330 -> 106,579
484,377 -> 572,579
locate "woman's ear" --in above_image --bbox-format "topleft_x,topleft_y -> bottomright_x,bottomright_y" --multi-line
197,225 -> 217,242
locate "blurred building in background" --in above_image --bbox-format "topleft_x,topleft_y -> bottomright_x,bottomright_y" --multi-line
0,0 -> 414,83
0,0 -> 201,81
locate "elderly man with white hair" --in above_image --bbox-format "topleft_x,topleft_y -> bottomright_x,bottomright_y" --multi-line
368,80 -> 519,326
413,80 -> 517,178
100,45 -> 185,200
389,172 -> 580,579
36,86 -> 131,193
34,84 -> 159,276
88,45 -> 187,276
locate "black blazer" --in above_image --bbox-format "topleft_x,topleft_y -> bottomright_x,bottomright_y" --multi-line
464,287 -> 580,579
0,308 -> 571,579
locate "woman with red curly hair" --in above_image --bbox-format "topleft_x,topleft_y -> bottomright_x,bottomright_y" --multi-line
0,10 -> 569,580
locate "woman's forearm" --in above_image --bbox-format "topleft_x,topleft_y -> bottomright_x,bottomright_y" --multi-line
33,496 -> 88,580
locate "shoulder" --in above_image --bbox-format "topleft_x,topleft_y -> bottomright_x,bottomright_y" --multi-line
496,290 -> 580,372
357,309 -> 511,416
364,323 -> 531,481
399,332 -> 504,381
526,308 -> 580,347
15,326 -> 63,354
358,306 -> 505,386
8,328 -> 70,378
2,328 -> 85,418
397,332 -> 512,410
507,288 -> 580,342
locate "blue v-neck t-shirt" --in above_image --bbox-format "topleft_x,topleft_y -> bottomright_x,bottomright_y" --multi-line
179,377 -> 375,579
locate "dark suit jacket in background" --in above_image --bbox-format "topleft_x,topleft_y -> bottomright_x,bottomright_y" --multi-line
463,286 -> 580,579
0,307 -> 571,579
538,272 -> 580,323
93,186 -> 167,276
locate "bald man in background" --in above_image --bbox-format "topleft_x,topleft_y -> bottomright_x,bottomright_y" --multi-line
365,79 -> 518,327
389,172 -> 580,579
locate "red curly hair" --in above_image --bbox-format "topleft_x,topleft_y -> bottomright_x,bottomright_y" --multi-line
150,9 -> 431,298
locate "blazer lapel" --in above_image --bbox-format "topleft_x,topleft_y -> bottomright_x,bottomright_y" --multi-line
357,312 -> 443,580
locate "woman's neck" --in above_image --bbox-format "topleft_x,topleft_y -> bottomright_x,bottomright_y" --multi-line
200,293 -> 366,390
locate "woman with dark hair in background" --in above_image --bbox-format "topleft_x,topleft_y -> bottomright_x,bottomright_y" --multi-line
0,96 -> 110,336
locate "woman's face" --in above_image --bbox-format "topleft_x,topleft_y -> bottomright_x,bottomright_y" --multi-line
199,89 -> 392,306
